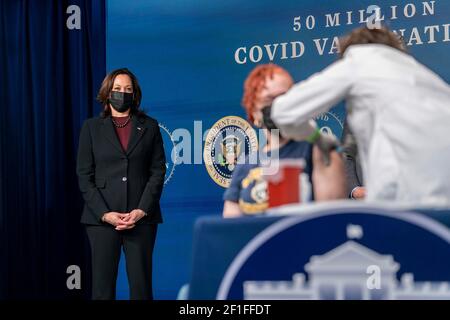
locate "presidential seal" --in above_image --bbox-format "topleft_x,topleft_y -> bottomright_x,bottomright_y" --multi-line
203,116 -> 258,188
159,123 -> 177,184
315,110 -> 345,139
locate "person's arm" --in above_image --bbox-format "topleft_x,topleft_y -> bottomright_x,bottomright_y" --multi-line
345,147 -> 366,199
341,121 -> 366,200
137,123 -> 166,215
341,121 -> 362,197
223,201 -> 241,218
76,120 -> 110,222
222,163 -> 245,218
271,58 -> 354,141
345,148 -> 365,199
312,145 -> 348,201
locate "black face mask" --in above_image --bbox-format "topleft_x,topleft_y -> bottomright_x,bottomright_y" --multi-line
109,91 -> 134,113
261,105 -> 284,140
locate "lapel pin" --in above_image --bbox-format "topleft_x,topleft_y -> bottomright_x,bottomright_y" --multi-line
137,127 -> 142,131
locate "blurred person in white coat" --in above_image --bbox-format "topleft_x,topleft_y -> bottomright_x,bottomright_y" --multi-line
270,26 -> 450,207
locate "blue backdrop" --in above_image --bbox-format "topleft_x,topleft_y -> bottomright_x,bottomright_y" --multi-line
106,0 -> 450,299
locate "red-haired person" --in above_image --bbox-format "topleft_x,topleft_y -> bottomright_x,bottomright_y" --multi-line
223,64 -> 346,217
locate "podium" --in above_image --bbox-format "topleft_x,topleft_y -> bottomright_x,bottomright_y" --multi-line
189,202 -> 450,300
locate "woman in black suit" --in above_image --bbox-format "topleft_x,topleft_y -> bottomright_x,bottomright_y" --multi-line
76,68 -> 166,300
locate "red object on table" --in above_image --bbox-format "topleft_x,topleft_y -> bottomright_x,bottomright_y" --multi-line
263,159 -> 309,208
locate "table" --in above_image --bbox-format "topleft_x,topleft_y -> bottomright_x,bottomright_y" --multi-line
189,202 -> 450,300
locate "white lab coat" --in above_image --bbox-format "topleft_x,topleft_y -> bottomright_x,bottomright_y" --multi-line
272,44 -> 450,207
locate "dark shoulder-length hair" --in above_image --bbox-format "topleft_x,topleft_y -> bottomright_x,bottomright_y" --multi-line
339,26 -> 407,57
97,68 -> 146,118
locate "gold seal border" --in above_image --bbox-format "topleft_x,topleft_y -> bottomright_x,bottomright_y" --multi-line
203,116 -> 258,188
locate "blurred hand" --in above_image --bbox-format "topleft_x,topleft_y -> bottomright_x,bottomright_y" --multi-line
351,186 -> 367,200
102,212 -> 135,230
117,209 -> 146,230
312,145 -> 348,201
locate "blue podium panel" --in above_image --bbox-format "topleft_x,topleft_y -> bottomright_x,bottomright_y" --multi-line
189,205 -> 450,300
190,216 -> 282,299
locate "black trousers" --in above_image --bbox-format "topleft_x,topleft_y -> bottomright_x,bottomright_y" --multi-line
85,224 -> 158,300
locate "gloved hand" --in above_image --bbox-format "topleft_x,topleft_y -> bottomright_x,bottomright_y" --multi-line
261,105 -> 278,130
262,104 -> 341,166
318,133 -> 341,166
309,130 -> 341,166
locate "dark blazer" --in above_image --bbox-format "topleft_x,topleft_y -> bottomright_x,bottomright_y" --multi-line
76,114 -> 166,225
341,120 -> 364,197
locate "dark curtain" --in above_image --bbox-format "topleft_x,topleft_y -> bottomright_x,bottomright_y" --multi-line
0,0 -> 106,299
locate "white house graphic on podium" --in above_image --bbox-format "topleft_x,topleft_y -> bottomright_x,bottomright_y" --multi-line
244,240 -> 450,300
